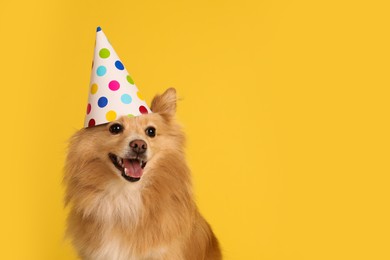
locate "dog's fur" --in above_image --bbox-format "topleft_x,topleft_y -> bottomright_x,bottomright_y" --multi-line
64,88 -> 221,260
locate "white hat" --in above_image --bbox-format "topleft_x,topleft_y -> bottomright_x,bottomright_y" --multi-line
84,27 -> 151,127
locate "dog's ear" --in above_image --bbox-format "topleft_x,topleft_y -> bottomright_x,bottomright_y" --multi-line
151,88 -> 177,119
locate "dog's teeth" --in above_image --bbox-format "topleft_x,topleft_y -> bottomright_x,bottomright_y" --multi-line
141,160 -> 146,168
117,157 -> 123,165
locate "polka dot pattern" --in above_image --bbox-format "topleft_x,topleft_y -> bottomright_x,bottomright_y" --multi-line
99,48 -> 110,58
91,84 -> 98,94
96,66 -> 106,76
98,96 -> 108,108
115,60 -> 124,70
84,27 -> 152,128
106,110 -> 117,121
108,80 -> 120,91
139,106 -> 148,114
121,94 -> 132,104
137,91 -> 143,100
87,104 -> 91,114
126,75 -> 134,84
88,119 -> 96,127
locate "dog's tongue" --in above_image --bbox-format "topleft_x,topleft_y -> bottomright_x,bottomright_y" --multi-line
123,159 -> 143,178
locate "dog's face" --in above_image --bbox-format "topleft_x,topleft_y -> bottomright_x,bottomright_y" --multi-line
90,113 -> 176,183
65,88 -> 184,190
106,116 -> 158,183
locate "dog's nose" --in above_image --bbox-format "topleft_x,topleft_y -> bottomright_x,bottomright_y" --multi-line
129,139 -> 147,154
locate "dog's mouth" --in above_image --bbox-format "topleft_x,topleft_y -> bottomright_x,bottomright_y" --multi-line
109,153 -> 147,182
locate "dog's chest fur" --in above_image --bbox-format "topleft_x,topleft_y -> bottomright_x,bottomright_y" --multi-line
90,180 -> 144,222
77,181 -> 180,259
92,236 -> 168,260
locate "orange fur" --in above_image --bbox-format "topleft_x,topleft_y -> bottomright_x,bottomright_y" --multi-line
64,88 -> 221,259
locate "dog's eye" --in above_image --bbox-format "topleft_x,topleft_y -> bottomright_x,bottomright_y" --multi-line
145,127 -> 156,137
109,123 -> 123,135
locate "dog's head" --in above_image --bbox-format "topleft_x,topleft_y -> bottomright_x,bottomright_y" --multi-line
65,88 -> 185,192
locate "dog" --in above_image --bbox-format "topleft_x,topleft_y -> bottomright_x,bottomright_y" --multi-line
64,88 -> 221,260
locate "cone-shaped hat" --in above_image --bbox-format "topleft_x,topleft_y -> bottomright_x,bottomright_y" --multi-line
84,27 -> 151,127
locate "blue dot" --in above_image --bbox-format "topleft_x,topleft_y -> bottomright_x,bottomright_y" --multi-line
97,26 -> 102,32
115,60 -> 124,70
98,96 -> 108,108
121,94 -> 132,104
96,66 -> 106,76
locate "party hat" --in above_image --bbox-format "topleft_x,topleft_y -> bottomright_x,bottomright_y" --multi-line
84,27 -> 151,128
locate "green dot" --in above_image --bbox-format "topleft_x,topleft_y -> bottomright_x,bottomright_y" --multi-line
99,48 -> 110,58
127,114 -> 134,117
127,75 -> 134,84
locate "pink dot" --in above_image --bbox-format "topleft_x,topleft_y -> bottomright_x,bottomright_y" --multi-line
86,103 -> 91,114
139,105 -> 148,114
88,119 -> 96,127
108,80 -> 120,91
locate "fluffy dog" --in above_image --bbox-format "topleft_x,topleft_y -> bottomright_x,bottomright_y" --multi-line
64,88 -> 221,260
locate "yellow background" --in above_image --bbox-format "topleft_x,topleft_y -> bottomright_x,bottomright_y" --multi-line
1,0 -> 389,259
